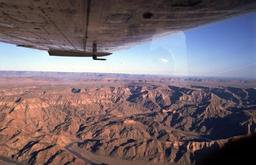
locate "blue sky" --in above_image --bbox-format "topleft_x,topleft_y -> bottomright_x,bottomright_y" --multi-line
0,12 -> 255,78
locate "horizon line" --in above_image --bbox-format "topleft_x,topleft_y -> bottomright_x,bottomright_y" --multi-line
0,70 -> 255,80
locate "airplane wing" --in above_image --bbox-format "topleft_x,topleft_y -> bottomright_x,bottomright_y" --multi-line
0,0 -> 255,58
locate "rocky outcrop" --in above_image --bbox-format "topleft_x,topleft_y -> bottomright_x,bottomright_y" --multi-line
0,83 -> 255,164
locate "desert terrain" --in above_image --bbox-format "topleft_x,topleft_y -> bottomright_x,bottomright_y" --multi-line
0,71 -> 256,165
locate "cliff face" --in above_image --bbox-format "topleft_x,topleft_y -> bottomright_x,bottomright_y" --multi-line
0,84 -> 255,165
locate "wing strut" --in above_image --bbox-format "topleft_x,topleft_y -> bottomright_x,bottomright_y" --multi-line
92,42 -> 106,60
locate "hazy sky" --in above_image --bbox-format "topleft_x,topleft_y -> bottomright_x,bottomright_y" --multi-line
0,12 -> 255,78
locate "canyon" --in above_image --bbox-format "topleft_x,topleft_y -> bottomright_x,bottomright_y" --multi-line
0,72 -> 255,165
